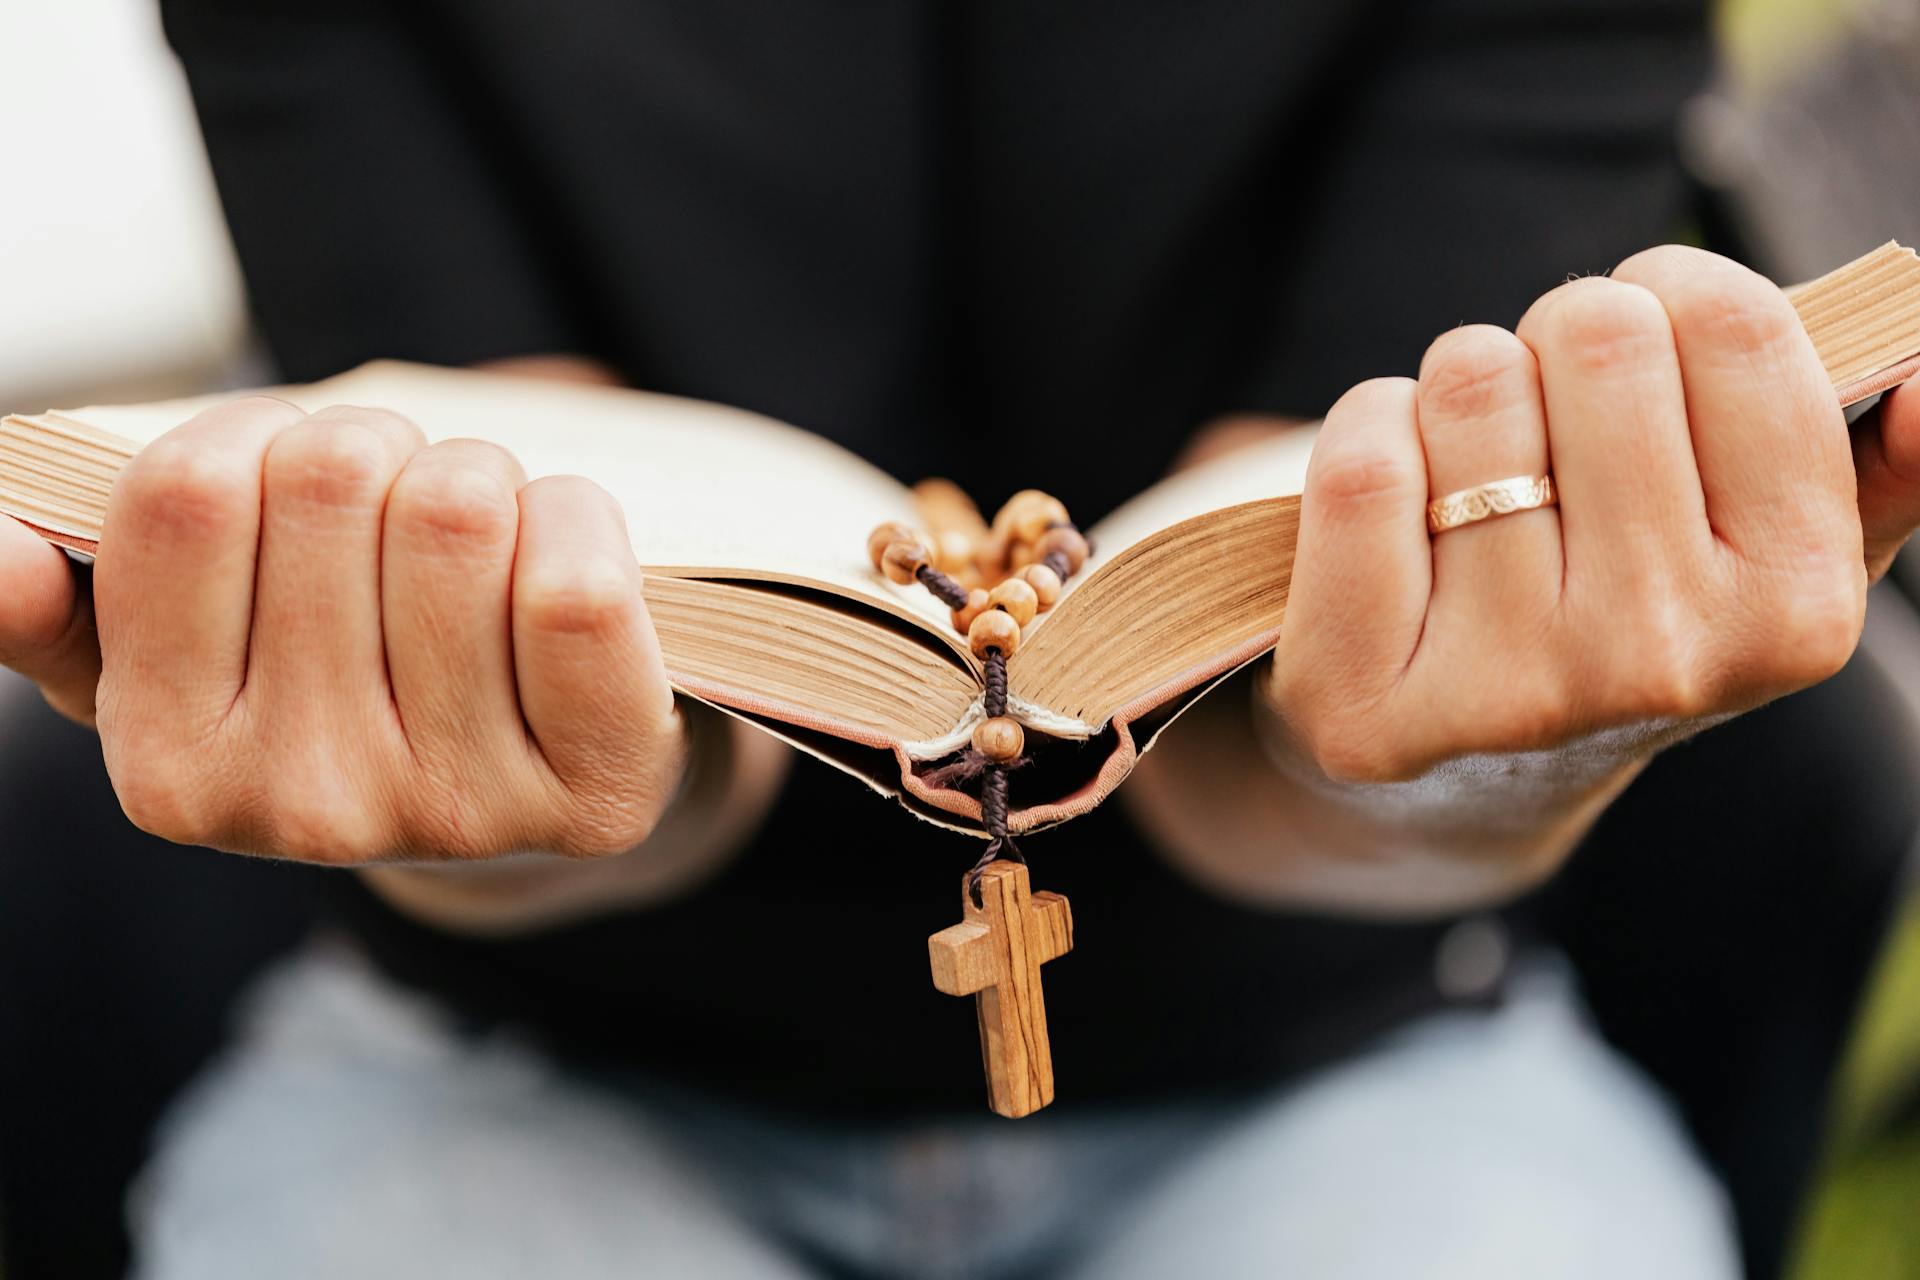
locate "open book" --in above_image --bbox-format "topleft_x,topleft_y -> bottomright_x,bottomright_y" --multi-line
5,243 -> 1920,834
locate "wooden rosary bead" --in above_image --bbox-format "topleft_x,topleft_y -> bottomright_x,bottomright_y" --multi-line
1012,495 -> 1070,545
1008,541 -> 1037,571
912,478 -> 991,543
968,607 -> 1021,657
882,540 -> 930,584
1034,526 -> 1089,573
973,715 -> 1025,762
1021,563 -> 1062,609
979,529 -> 1012,578
988,577 -> 1039,627
935,530 -> 974,575
868,521 -> 920,571
990,489 -> 1052,539
952,587 -> 991,633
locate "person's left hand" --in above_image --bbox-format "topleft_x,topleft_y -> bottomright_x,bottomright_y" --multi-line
1251,245 -> 1920,896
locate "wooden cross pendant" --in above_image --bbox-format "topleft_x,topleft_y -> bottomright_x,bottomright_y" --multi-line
927,859 -> 1074,1118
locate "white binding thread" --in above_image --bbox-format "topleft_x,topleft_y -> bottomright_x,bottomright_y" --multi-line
900,694 -> 1100,761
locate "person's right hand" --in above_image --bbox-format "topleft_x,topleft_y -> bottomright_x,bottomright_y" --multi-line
0,395 -> 690,864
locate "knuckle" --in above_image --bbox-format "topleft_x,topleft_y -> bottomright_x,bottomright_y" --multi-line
519,558 -> 640,637
439,439 -> 526,489
190,394 -> 307,434
1479,674 -> 1578,753
1611,246 -> 1804,364
1310,449 -> 1420,506
1606,599 -> 1711,719
1623,663 -> 1709,722
1768,577 -> 1865,687
110,759 -> 211,846
398,772 -> 513,860
115,438 -> 257,538
307,404 -> 427,450
1540,281 -> 1673,374
318,403 -> 417,431
1604,636 -> 1709,720
1307,382 -> 1423,504
269,807 -> 384,866
267,420 -> 398,510
1612,242 -> 1720,282
406,807 -> 494,861
224,393 -> 303,417
1418,326 -> 1533,420
262,772 -> 388,865
389,459 -> 520,547
1670,277 -> 1801,364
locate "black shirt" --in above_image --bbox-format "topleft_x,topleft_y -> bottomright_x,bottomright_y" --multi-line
159,0 -> 1722,1114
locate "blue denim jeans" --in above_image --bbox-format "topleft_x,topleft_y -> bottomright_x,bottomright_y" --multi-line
131,939 -> 1738,1279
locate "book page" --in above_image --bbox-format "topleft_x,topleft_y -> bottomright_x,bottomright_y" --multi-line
1009,431 -> 1313,728
1786,240 -> 1920,395
19,360 -> 959,635
1080,427 -> 1316,574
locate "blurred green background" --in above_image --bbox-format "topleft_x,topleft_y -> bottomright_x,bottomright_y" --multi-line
1794,896 -> 1920,1279
1721,0 -> 1920,1267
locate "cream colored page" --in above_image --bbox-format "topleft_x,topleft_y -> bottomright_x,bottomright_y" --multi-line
1077,426 -> 1316,579
1001,429 -> 1316,726
42,361 -> 957,633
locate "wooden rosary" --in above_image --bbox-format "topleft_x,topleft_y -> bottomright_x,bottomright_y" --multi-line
867,488 -> 1089,1118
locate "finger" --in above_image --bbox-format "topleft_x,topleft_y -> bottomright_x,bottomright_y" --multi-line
512,475 -> 683,834
1516,277 -> 1711,590
1610,245 -> 1857,565
0,516 -> 98,723
1414,325 -> 1562,619
1854,383 -> 1920,580
95,396 -> 305,725
381,439 -> 529,766
249,406 -> 426,718
1271,379 -> 1429,729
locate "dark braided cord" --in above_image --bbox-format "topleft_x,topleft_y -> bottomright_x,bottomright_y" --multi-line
1039,517 -> 1086,585
982,646 -> 1008,718
970,646 -> 1022,904
915,563 -> 973,611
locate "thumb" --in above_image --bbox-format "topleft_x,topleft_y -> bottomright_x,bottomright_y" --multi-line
0,515 -> 100,724
1852,382 -> 1920,581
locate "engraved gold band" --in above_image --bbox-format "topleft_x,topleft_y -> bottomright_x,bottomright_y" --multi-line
1427,474 -> 1556,535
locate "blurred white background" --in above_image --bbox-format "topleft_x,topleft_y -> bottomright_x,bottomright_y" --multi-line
0,0 -> 248,415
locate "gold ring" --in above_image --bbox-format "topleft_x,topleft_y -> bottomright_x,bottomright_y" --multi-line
1427,474 -> 1556,535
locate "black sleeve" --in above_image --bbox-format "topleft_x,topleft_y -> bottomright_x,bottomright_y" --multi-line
1244,0 -> 1714,414
161,0 -> 588,379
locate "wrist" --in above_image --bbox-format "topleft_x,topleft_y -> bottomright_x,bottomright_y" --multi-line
1246,663 -> 1653,885
1124,665 -> 1648,917
359,699 -> 789,933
